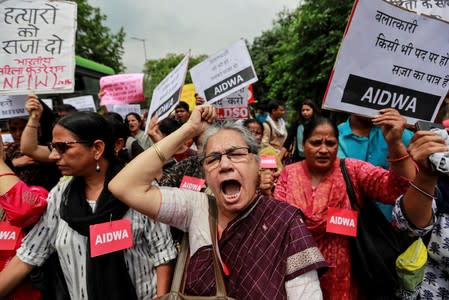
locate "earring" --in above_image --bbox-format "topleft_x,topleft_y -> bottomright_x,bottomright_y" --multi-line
95,161 -> 100,172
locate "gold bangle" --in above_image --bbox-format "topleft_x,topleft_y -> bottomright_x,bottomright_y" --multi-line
152,143 -> 167,162
26,125 -> 38,129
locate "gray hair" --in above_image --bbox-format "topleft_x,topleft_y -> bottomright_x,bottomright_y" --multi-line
199,121 -> 261,159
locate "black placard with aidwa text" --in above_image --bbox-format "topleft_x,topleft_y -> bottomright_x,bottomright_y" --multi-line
204,66 -> 255,101
341,74 -> 439,120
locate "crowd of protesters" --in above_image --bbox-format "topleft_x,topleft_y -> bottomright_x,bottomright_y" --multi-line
0,92 -> 447,300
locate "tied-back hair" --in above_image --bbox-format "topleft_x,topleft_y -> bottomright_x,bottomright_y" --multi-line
299,99 -> 320,124
57,111 -> 116,162
199,121 -> 261,159
303,117 -> 339,144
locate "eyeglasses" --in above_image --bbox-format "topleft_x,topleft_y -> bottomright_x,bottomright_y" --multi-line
201,146 -> 252,170
47,141 -> 89,154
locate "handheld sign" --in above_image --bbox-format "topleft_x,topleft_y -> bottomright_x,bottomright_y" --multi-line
214,87 -> 249,120
63,95 -> 96,112
90,219 -> 133,257
322,0 -> 449,124
100,73 -> 145,105
326,207 -> 358,237
106,104 -> 141,119
190,40 -> 258,105
0,95 -> 28,119
0,0 -> 77,95
148,53 -> 190,122
259,155 -> 277,169
179,176 -> 205,192
0,222 -> 21,250
386,0 -> 449,22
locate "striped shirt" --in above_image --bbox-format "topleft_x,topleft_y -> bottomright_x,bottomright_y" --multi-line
17,178 -> 177,300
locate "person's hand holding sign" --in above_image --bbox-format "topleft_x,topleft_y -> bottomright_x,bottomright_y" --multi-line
25,95 -> 43,121
372,108 -> 407,147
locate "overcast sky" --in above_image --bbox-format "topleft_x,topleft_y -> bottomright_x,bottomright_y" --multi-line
88,0 -> 300,72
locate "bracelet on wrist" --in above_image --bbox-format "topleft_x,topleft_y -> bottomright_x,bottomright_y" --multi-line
26,124 -> 38,129
0,172 -> 17,177
409,181 -> 434,200
387,153 -> 410,163
152,143 -> 167,163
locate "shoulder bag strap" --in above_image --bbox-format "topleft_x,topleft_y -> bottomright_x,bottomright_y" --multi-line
208,195 -> 228,297
339,159 -> 360,210
169,232 -> 189,292
264,122 -> 273,140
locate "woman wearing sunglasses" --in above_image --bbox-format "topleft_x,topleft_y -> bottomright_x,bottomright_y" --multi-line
110,106 -> 327,299
0,112 -> 176,300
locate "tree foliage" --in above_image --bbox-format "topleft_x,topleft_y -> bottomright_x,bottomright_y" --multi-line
73,0 -> 126,73
249,0 -> 354,111
143,53 -> 207,105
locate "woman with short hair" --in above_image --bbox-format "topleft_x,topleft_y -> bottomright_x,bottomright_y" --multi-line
109,105 -> 327,299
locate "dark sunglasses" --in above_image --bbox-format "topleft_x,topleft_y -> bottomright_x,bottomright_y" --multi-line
47,141 -> 89,154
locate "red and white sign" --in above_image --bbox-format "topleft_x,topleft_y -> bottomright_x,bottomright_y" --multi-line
0,222 -> 21,250
180,176 -> 205,192
216,107 -> 248,120
259,155 -> 277,169
90,219 -> 133,257
326,207 -> 358,237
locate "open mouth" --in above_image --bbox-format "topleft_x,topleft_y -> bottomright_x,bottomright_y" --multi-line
220,179 -> 242,203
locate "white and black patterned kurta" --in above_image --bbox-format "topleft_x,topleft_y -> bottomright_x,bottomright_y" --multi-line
17,178 -> 177,300
393,196 -> 449,299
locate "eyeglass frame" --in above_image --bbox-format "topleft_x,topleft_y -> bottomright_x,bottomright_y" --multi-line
47,141 -> 90,154
200,146 -> 253,170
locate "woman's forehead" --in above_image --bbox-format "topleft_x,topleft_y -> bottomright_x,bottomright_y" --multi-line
205,130 -> 246,151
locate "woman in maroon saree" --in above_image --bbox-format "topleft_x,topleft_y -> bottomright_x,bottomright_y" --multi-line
110,105 -> 327,299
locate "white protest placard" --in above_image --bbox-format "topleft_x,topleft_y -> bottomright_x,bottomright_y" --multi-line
100,73 -> 145,105
1,133 -> 14,143
322,0 -> 449,124
214,87 -> 249,120
0,0 -> 77,95
63,95 -> 96,112
190,40 -> 258,105
386,0 -> 449,22
148,53 -> 189,120
0,95 -> 28,119
107,104 -> 141,119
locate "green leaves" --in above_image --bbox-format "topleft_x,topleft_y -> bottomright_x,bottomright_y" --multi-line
143,54 -> 207,105
72,0 -> 126,73
249,0 -> 353,113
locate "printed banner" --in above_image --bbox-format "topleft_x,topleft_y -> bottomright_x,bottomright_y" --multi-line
0,0 -> 77,95
322,0 -> 449,124
214,87 -> 249,120
190,40 -> 258,105
386,0 -> 449,22
0,95 -> 28,119
106,104 -> 141,119
148,53 -> 189,121
100,73 -> 145,105
63,95 -> 96,112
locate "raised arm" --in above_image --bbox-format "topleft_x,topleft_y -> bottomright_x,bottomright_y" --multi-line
20,95 -> 52,162
109,106 -> 215,218
401,131 -> 448,228
372,108 -> 415,180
